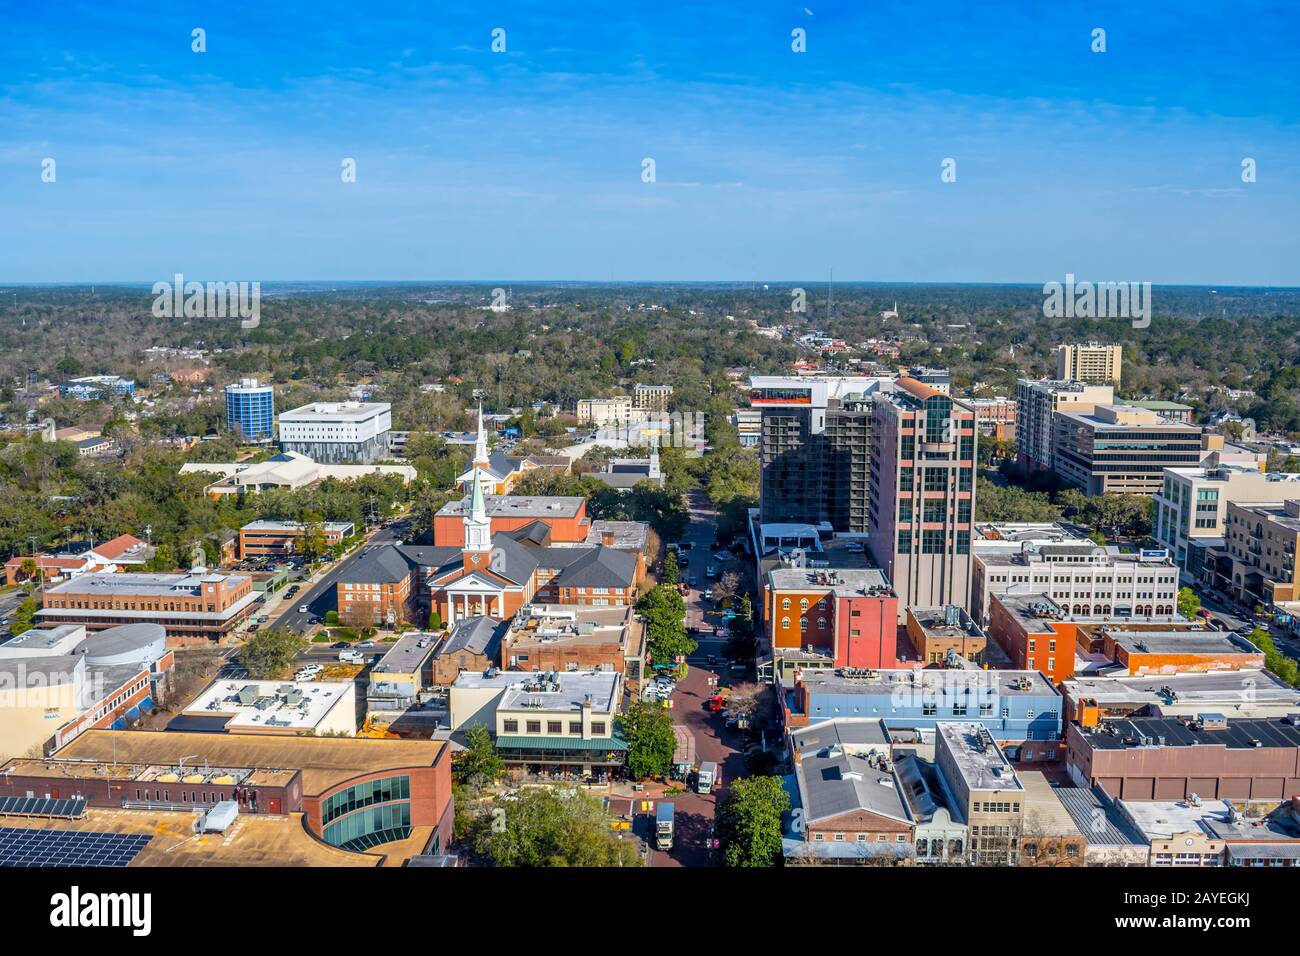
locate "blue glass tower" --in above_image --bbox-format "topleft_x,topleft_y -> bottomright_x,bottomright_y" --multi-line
225,378 -> 275,442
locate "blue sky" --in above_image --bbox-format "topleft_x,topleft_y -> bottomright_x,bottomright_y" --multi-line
1,0 -> 1297,283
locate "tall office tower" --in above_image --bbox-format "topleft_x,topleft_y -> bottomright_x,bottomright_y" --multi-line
224,378 -> 275,441
1056,343 -> 1123,385
869,378 -> 978,617
1015,379 -> 1114,473
751,376 -> 892,533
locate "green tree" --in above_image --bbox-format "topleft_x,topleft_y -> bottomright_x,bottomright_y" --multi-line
1176,587 -> 1201,619
620,701 -> 677,780
661,549 -> 680,586
239,628 -> 308,678
298,518 -> 329,562
10,596 -> 38,636
455,724 -> 505,790
636,585 -> 696,664
473,787 -> 643,867
717,775 -> 790,867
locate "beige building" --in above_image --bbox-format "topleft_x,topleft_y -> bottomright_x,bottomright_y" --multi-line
935,722 -> 1025,865
1154,466 -> 1300,578
1015,379 -> 1115,472
1056,343 -> 1123,385
1052,405 -> 1203,495
1224,499 -> 1300,607
633,383 -> 673,412
577,396 -> 636,427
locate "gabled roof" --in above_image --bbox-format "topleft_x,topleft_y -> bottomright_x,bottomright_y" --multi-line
486,533 -> 540,586
86,534 -> 146,560
439,616 -> 506,658
547,546 -> 637,589
396,545 -> 462,573
796,748 -> 912,826
507,520 -> 553,546
343,547 -> 415,585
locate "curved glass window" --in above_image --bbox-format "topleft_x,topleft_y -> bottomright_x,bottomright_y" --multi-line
321,775 -> 410,825
323,801 -> 412,851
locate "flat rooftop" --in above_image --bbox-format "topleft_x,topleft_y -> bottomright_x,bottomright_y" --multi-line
43,571 -> 249,597
1233,502 -> 1300,534
453,669 -> 620,713
507,605 -> 638,650
1120,799 -> 1235,841
992,592 -> 1071,633
1107,631 -> 1260,656
767,566 -> 892,597
1082,716 -> 1300,751
241,520 -> 354,533
279,401 -> 390,421
937,722 -> 1023,792
909,606 -> 983,640
0,624 -> 84,654
800,667 -> 1058,700
1063,670 -> 1300,708
0,809 -> 380,867
49,730 -> 446,795
1020,771 -> 1083,837
436,495 -> 584,519
788,718 -> 890,756
372,634 -> 439,675
183,679 -> 353,732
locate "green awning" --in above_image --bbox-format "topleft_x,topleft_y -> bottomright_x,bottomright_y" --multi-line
495,734 -> 628,752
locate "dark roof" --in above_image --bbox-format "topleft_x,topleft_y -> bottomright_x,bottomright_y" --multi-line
1083,716 -> 1300,751
1054,787 -> 1146,847
506,520 -> 552,546
546,546 -> 637,589
343,546 -> 414,584
396,545 -> 462,572
486,533 -> 540,586
439,616 -> 506,658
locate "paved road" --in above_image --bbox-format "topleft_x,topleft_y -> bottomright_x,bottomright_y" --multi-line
649,661 -> 747,867
269,519 -> 410,634
646,486 -> 747,867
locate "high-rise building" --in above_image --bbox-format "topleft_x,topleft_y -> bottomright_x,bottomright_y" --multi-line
751,376 -> 893,533
868,378 -> 978,617
1052,405 -> 1203,495
224,378 -> 275,442
278,401 -> 392,464
1153,465 -> 1300,578
1015,379 -> 1115,473
1056,343 -> 1123,385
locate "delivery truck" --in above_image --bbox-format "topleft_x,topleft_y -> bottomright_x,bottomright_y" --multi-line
697,761 -> 718,794
655,802 -> 676,850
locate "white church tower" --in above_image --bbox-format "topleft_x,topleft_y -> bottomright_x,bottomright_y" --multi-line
463,466 -> 492,553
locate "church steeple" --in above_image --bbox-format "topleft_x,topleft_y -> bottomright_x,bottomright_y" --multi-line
473,403 -> 490,468
464,465 -> 492,553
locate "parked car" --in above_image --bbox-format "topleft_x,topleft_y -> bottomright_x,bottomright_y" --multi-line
357,641 -> 375,648
247,623 -> 260,633
294,664 -> 323,680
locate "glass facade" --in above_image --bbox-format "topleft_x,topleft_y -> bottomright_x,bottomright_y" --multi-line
321,774 -> 410,825
323,802 -> 412,851
320,775 -> 413,851
225,383 -> 275,440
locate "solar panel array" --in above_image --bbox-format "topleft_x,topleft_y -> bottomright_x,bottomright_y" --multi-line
0,828 -> 151,867
0,796 -> 87,819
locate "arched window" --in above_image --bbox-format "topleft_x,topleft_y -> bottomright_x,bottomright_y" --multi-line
799,598 -> 809,611
781,616 -> 790,630
817,617 -> 827,629
782,598 -> 791,611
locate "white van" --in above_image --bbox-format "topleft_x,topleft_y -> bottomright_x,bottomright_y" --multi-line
338,649 -> 364,664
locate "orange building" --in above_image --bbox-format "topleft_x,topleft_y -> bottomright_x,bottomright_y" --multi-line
986,592 -> 1080,685
764,566 -> 898,669
432,496 -> 589,546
